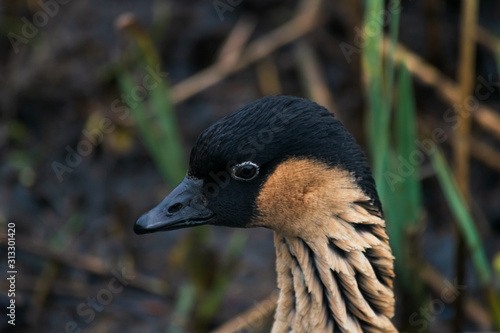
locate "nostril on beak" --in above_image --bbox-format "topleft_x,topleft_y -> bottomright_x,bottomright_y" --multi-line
167,202 -> 184,214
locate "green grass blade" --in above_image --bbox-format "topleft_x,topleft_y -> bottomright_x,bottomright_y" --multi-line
117,18 -> 186,186
116,71 -> 181,185
430,149 -> 500,329
395,64 -> 422,222
430,149 -> 491,286
383,63 -> 423,299
362,0 -> 384,159
148,78 -> 187,182
384,0 -> 401,107
361,0 -> 420,307
362,0 -> 401,202
167,284 -> 196,333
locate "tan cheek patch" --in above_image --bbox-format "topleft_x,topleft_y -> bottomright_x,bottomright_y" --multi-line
252,158 -> 371,237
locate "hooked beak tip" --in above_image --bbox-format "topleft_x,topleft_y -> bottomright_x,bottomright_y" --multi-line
134,214 -> 151,235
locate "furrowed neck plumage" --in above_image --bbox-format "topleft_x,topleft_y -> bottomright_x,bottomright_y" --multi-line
251,158 -> 397,333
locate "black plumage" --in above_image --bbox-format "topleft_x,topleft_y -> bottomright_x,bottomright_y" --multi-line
187,96 -> 382,228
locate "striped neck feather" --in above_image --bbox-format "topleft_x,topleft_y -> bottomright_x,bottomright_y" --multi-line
271,202 -> 397,333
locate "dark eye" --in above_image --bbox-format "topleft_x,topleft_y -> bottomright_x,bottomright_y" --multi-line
231,162 -> 259,181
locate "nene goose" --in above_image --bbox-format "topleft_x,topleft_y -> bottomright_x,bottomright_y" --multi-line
135,96 -> 397,333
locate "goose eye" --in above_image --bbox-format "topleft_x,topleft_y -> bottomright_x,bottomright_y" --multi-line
231,162 -> 259,181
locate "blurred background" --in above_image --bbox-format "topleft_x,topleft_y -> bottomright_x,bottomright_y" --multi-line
1,0 -> 500,332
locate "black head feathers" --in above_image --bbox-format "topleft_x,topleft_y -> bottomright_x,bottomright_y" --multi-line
189,96 -> 381,212
135,95 -> 381,234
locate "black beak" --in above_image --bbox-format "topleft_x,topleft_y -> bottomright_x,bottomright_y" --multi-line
134,177 -> 214,234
